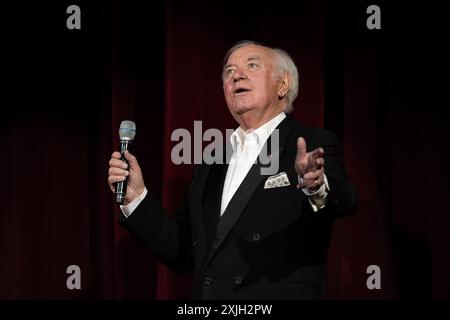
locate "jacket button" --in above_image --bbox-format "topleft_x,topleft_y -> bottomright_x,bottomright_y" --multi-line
204,276 -> 213,286
252,233 -> 261,242
234,276 -> 243,285
192,240 -> 197,248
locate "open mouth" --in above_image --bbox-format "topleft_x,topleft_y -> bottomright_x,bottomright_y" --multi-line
233,88 -> 251,96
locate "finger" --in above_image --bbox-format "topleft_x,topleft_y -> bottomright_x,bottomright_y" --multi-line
109,158 -> 128,169
124,150 -> 139,168
297,179 -> 314,189
310,147 -> 324,159
307,153 -> 317,171
111,151 -> 121,159
108,175 -> 127,186
311,171 -> 324,186
297,171 -> 324,189
297,177 -> 308,189
303,168 -> 324,181
315,157 -> 324,167
296,137 -> 307,160
295,137 -> 309,175
311,174 -> 324,190
108,167 -> 129,177
307,148 -> 324,170
296,157 -> 309,175
315,174 -> 324,186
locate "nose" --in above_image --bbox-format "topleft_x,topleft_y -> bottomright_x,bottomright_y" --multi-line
233,67 -> 248,82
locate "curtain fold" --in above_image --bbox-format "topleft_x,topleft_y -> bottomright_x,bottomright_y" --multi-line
1,0 -> 448,299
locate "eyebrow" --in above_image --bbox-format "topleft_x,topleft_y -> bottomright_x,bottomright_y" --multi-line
246,55 -> 262,62
224,55 -> 263,70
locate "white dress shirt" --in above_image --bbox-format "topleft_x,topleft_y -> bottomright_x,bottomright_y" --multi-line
220,112 -> 286,215
121,188 -> 148,218
121,112 -> 329,217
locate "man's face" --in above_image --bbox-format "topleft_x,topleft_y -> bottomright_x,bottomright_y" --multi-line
223,45 -> 283,126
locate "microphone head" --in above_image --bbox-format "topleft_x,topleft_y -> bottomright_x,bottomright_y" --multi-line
119,120 -> 136,141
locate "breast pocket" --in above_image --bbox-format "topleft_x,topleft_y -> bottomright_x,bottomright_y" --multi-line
262,184 -> 300,197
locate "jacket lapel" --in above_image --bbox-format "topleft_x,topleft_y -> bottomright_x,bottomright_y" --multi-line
202,162 -> 228,247
202,115 -> 296,271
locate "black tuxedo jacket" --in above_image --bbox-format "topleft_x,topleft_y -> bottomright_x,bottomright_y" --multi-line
120,115 -> 357,299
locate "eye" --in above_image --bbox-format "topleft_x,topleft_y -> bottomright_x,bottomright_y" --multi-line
248,62 -> 258,69
224,68 -> 235,79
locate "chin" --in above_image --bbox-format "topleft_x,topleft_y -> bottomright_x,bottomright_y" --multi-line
232,103 -> 253,115
236,108 -> 249,115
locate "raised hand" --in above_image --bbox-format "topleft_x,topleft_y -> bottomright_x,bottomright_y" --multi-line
295,137 -> 325,190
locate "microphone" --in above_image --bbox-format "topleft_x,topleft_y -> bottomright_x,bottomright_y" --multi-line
115,120 -> 136,204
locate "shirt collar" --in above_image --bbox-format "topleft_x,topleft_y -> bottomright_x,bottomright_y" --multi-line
230,112 -> 286,152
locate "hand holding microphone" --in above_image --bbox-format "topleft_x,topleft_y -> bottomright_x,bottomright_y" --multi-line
108,120 -> 145,205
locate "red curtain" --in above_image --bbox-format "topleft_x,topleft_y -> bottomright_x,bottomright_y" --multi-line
1,0 -> 449,299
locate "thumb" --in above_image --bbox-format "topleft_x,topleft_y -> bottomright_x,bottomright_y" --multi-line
296,137 -> 307,159
124,150 -> 139,168
295,137 -> 308,175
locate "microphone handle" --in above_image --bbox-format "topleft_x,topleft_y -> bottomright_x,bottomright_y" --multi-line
115,140 -> 132,204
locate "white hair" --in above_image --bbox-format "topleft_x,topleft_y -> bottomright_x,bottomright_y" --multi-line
222,40 -> 299,113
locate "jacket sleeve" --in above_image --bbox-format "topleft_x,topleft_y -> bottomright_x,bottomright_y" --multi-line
316,130 -> 358,218
119,165 -> 202,274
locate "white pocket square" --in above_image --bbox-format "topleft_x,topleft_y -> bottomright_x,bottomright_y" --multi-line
264,172 -> 291,189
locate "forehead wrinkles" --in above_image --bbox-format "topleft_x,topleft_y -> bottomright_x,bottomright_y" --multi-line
226,46 -> 273,68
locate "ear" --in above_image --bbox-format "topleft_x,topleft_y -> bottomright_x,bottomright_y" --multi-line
277,73 -> 290,99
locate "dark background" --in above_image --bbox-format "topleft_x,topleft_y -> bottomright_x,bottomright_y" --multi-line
1,0 -> 449,299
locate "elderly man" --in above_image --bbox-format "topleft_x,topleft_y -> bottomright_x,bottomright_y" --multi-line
108,40 -> 357,299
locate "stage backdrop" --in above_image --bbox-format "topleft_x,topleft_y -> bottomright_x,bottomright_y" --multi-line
1,0 -> 448,299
